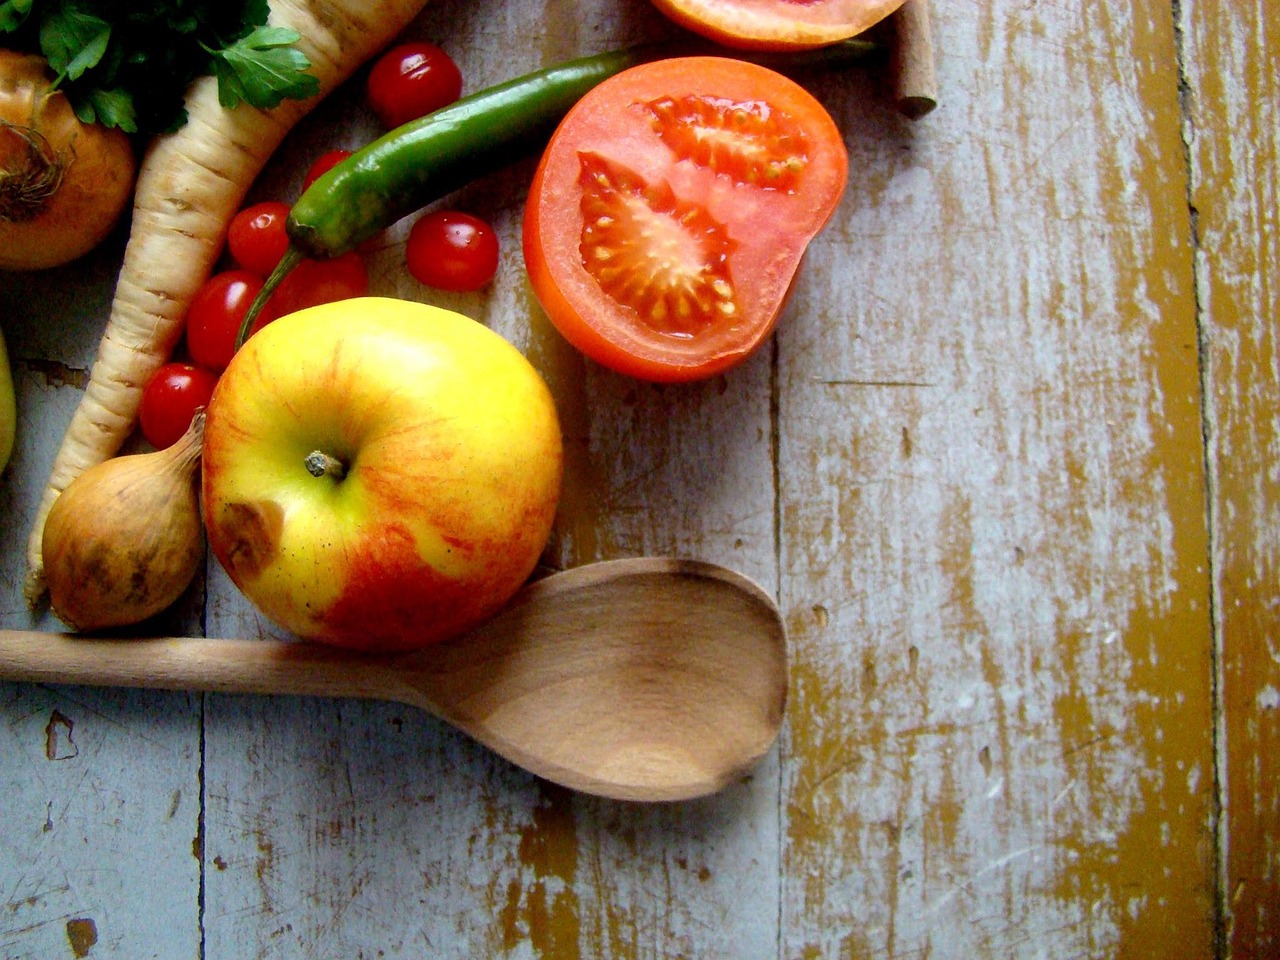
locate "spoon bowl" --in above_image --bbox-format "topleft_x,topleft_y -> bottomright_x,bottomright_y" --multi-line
0,558 -> 788,801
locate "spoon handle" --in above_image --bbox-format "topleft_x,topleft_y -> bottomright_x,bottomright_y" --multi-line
0,628 -> 390,701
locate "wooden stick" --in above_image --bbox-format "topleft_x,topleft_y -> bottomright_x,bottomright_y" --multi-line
892,0 -> 938,119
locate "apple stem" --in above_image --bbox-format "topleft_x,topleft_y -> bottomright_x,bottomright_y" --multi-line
304,450 -> 347,481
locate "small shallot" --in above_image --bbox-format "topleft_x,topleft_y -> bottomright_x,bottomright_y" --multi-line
42,413 -> 206,632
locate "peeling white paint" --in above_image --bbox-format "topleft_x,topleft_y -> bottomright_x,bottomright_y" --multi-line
1257,685 -> 1280,711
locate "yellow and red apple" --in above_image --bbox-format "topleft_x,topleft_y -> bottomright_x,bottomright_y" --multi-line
201,297 -> 563,651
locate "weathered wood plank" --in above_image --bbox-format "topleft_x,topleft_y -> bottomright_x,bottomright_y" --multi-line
777,3 -> 1216,957
1182,1 -> 1280,954
197,2 -> 782,957
1,356 -> 203,957
7,0 -> 1266,956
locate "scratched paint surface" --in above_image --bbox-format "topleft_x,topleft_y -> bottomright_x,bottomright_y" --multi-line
197,1 -> 781,957
1,0 -> 1269,957
1,344 -> 205,958
1182,2 -> 1280,956
775,2 -> 1217,958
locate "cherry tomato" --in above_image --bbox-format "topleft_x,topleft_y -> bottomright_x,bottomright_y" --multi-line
227,201 -> 290,277
186,270 -> 267,371
366,42 -> 463,129
266,251 -> 369,317
406,210 -> 499,292
302,149 -> 352,191
523,57 -> 848,382
647,0 -> 904,50
140,363 -> 219,450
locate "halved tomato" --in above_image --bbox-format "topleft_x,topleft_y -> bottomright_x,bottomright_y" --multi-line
523,56 -> 848,383
648,0 -> 906,50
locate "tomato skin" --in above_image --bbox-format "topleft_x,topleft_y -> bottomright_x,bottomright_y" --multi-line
523,57 -> 847,383
302,150 -> 352,191
647,0 -> 906,50
186,270 -> 265,371
185,255 -> 366,372
267,251 -> 369,317
227,202 -> 291,277
140,363 -> 219,450
366,42 -> 463,129
406,210 -> 499,292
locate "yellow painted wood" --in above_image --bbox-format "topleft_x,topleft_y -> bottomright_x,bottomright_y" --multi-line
4,0 -> 1274,956
1182,1 -> 1280,955
776,2 -> 1216,956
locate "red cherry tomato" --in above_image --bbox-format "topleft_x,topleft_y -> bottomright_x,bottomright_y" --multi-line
266,251 -> 369,317
406,210 -> 499,292
523,56 -> 847,382
140,363 -> 219,450
227,201 -> 290,277
366,42 -> 462,129
302,149 -> 352,191
185,270 -> 267,371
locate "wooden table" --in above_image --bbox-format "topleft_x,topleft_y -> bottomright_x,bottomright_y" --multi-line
2,1 -> 1277,957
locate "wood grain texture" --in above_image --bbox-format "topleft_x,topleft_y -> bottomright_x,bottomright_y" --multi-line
0,683 -> 201,960
0,560 -> 788,801
1,240 -> 207,958
199,2 -> 783,956
1181,1 -> 1280,955
1,0 -> 1270,956
776,2 -> 1215,957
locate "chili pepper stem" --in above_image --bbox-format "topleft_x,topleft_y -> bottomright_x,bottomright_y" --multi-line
236,244 -> 305,351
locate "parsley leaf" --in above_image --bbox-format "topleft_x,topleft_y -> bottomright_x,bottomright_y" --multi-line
74,86 -> 138,133
208,26 -> 320,110
39,7 -> 111,80
0,1 -> 320,134
0,0 -> 33,33
239,0 -> 272,32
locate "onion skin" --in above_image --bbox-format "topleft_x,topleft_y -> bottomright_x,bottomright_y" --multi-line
0,51 -> 137,271
42,413 -> 205,632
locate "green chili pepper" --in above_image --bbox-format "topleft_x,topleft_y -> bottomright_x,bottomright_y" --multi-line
237,38 -> 881,349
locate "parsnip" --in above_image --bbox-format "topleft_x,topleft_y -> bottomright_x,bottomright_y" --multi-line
24,0 -> 432,603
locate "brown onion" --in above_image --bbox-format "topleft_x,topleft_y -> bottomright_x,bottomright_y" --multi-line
42,413 -> 206,632
0,51 -> 136,270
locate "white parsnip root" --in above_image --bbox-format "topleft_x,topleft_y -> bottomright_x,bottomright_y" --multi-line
24,0 -> 431,604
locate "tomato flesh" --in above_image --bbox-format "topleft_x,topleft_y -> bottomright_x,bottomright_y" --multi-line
646,94 -> 813,191
523,57 -> 847,382
647,0 -> 906,50
578,152 -> 736,336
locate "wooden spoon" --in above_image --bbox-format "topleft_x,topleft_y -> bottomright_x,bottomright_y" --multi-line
0,557 -> 787,802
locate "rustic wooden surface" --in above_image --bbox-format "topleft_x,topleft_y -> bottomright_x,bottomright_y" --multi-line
1,1 -> 1276,957
1182,3 -> 1280,956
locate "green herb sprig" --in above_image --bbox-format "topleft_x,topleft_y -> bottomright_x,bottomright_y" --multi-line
1,0 -> 321,134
